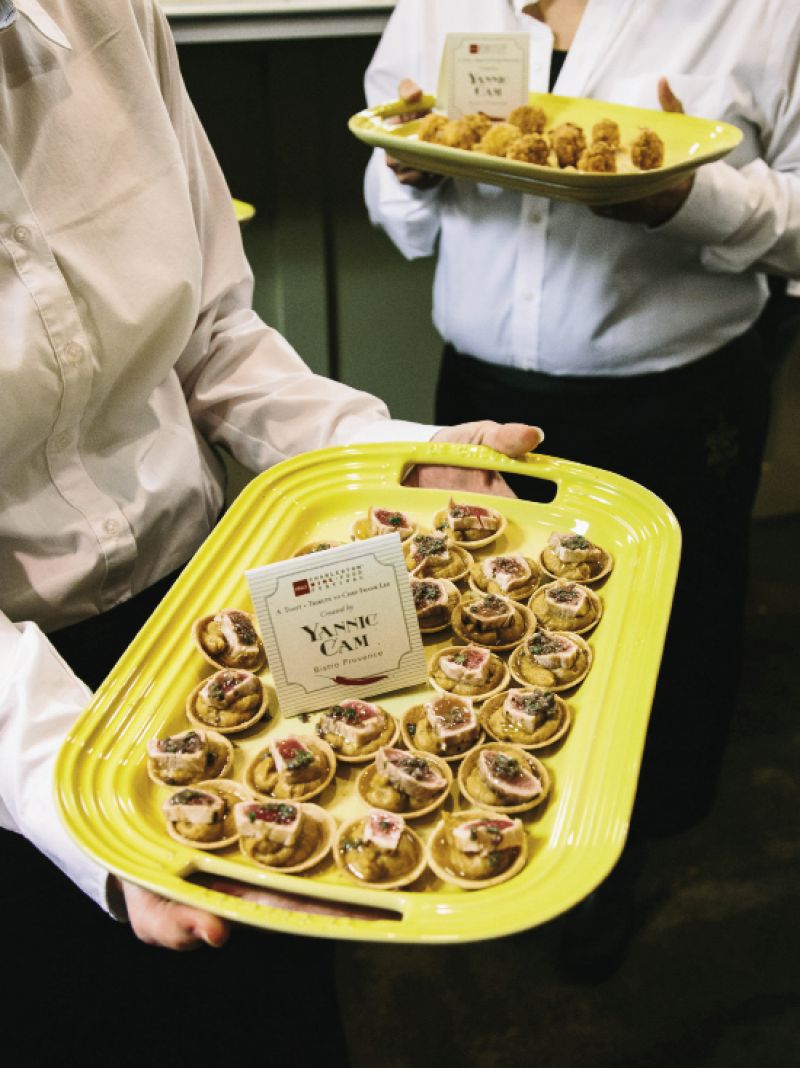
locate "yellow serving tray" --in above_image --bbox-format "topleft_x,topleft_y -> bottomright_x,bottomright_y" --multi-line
55,442 -> 680,943
349,91 -> 742,204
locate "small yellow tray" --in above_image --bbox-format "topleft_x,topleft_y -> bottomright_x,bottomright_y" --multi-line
55,442 -> 680,943
349,91 -> 742,204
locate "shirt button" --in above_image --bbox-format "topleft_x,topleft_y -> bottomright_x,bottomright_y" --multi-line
13,225 -> 30,243
523,292 -> 535,302
63,341 -> 85,365
530,211 -> 543,224
102,519 -> 120,537
53,432 -> 72,450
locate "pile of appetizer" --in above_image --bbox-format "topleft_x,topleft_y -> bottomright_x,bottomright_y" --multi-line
146,500 -> 612,893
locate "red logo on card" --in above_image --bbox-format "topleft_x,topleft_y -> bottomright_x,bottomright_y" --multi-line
470,43 -> 479,53
293,579 -> 311,596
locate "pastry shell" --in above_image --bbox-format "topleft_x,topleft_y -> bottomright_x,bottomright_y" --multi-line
356,750 -> 453,819
431,506 -> 507,550
316,707 -> 399,764
528,580 -> 602,635
457,743 -> 551,815
292,540 -> 345,557
480,689 -> 571,750
404,538 -> 473,583
164,778 -> 253,851
508,630 -> 593,692
451,595 -> 536,651
334,814 -> 427,890
192,609 -> 266,672
147,729 -> 234,787
186,670 -> 270,735
427,645 -> 510,703
427,808 -> 529,890
539,541 -> 614,585
239,803 -> 336,874
413,578 -> 461,634
351,511 -> 417,542
244,735 -> 337,803
400,701 -> 485,764
468,555 -> 543,602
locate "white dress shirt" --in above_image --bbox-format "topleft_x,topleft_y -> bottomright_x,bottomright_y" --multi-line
365,0 -> 800,375
0,0 -> 432,907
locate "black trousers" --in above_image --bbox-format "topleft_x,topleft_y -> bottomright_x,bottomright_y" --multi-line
3,570 -> 349,1066
436,332 -> 771,835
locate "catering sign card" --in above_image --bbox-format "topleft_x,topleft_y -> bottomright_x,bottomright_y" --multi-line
246,535 -> 426,717
437,33 -> 530,120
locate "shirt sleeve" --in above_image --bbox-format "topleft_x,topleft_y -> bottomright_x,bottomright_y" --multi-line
0,614 -> 117,913
141,2 -> 435,474
657,16 -> 800,280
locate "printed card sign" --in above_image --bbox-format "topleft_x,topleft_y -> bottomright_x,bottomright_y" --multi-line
437,32 -> 530,120
246,535 -> 426,716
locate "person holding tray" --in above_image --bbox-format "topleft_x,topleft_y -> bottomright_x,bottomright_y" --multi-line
0,1 -> 544,1062
365,0 -> 799,837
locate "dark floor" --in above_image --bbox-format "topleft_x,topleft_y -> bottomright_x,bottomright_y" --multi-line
336,514 -> 800,1068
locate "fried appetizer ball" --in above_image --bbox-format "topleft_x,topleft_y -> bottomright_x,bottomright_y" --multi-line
549,122 -> 587,168
417,112 -> 449,144
591,118 -> 621,148
443,113 -> 491,150
578,142 -> 617,173
506,133 -> 551,165
630,127 -> 665,170
477,122 -> 519,157
508,103 -> 547,135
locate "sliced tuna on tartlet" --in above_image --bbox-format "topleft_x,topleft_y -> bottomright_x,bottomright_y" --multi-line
186,668 -> 269,734
480,687 -> 571,750
403,532 -> 472,582
401,693 -> 484,762
244,733 -> 336,802
147,728 -> 234,786
236,800 -> 335,873
352,506 -> 417,542
292,539 -> 345,557
427,809 -> 528,889
334,810 -> 427,889
458,743 -> 551,814
468,553 -> 542,601
315,699 -> 398,763
451,592 -> 535,650
163,778 -> 252,850
357,746 -> 452,818
432,498 -> 507,549
411,577 -> 461,634
509,628 -> 592,691
428,644 -> 509,701
529,580 -> 602,634
192,608 -> 266,672
540,531 -> 613,584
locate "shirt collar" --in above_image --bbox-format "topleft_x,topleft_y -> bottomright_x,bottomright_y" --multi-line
5,0 -> 72,49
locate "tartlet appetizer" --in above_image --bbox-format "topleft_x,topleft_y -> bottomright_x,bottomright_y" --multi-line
236,800 -> 335,873
411,576 -> 460,634
428,810 -> 528,890
539,531 -> 613,584
428,644 -> 509,701
147,728 -> 233,786
529,580 -> 602,635
401,693 -> 483,762
357,746 -> 452,818
334,810 -> 427,889
352,506 -> 417,542
480,687 -> 570,749
186,668 -> 269,734
468,552 -> 542,601
432,498 -> 507,549
458,743 -> 550,814
451,592 -> 535,650
509,629 -> 592,691
403,532 -> 472,582
315,698 -> 398,764
192,609 -> 266,672
163,778 -> 251,850
292,539 -> 344,557
245,734 -> 336,802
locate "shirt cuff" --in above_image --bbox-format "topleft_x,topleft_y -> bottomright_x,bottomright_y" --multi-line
346,418 -> 442,445
655,161 -> 751,245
